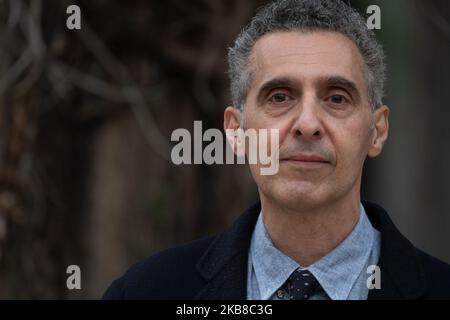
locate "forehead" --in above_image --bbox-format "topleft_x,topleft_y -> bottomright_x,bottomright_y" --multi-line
249,30 -> 366,91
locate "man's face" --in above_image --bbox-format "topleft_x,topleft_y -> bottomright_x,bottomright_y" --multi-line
225,31 -> 389,211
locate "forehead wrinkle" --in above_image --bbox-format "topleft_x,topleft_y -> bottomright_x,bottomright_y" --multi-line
248,31 -> 369,101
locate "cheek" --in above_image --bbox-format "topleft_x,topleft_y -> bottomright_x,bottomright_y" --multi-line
245,106 -> 280,129
333,124 -> 371,173
244,112 -> 290,154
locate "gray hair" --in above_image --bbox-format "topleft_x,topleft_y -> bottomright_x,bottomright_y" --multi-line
228,0 -> 386,112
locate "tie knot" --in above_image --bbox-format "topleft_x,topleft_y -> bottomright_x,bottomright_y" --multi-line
286,269 -> 320,300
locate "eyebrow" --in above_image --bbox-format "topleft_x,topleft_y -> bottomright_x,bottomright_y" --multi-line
256,75 -> 362,103
323,76 -> 360,101
256,78 -> 296,103
258,78 -> 294,95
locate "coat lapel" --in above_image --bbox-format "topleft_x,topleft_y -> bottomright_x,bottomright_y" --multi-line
364,201 -> 426,300
194,202 -> 261,300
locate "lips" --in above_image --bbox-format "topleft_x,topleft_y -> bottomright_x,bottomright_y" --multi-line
282,153 -> 329,163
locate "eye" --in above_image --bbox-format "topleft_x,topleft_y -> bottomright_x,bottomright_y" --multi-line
269,92 -> 291,104
327,94 -> 349,105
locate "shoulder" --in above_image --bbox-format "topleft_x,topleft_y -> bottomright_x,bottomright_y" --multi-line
416,249 -> 450,299
102,235 -> 215,300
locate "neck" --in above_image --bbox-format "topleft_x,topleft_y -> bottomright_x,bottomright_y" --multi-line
260,190 -> 361,268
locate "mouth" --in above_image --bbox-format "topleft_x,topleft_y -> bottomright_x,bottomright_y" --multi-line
281,154 -> 330,168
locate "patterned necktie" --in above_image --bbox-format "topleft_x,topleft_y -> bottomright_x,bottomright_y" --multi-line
286,269 -> 321,300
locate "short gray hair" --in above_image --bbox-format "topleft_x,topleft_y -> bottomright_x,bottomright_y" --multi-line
228,0 -> 386,111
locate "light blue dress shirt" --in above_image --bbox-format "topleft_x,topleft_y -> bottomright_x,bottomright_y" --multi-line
247,203 -> 381,300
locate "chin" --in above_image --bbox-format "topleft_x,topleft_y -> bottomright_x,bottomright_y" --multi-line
264,179 -> 330,210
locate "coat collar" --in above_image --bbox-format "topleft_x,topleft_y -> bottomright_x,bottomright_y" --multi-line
195,200 -> 427,300
363,201 -> 426,300
194,202 -> 260,299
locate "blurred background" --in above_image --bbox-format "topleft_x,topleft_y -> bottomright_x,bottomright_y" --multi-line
0,0 -> 449,299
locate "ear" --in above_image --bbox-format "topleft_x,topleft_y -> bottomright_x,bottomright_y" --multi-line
368,105 -> 390,158
224,106 -> 245,156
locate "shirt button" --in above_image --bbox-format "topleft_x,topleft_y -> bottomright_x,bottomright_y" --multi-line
277,290 -> 285,299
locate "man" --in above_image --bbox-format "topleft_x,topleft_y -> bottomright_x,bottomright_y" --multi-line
103,0 -> 450,300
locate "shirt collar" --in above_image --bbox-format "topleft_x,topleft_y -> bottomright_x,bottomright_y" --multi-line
250,213 -> 299,300
250,203 -> 376,300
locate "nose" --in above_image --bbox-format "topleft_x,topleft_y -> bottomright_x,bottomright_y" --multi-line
291,95 -> 324,140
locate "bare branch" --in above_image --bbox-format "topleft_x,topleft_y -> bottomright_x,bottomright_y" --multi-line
74,21 -> 172,160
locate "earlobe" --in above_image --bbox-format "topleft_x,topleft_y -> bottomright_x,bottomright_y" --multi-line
224,106 -> 244,156
367,105 -> 390,158
224,106 -> 241,131
372,129 -> 378,146
368,138 -> 381,158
